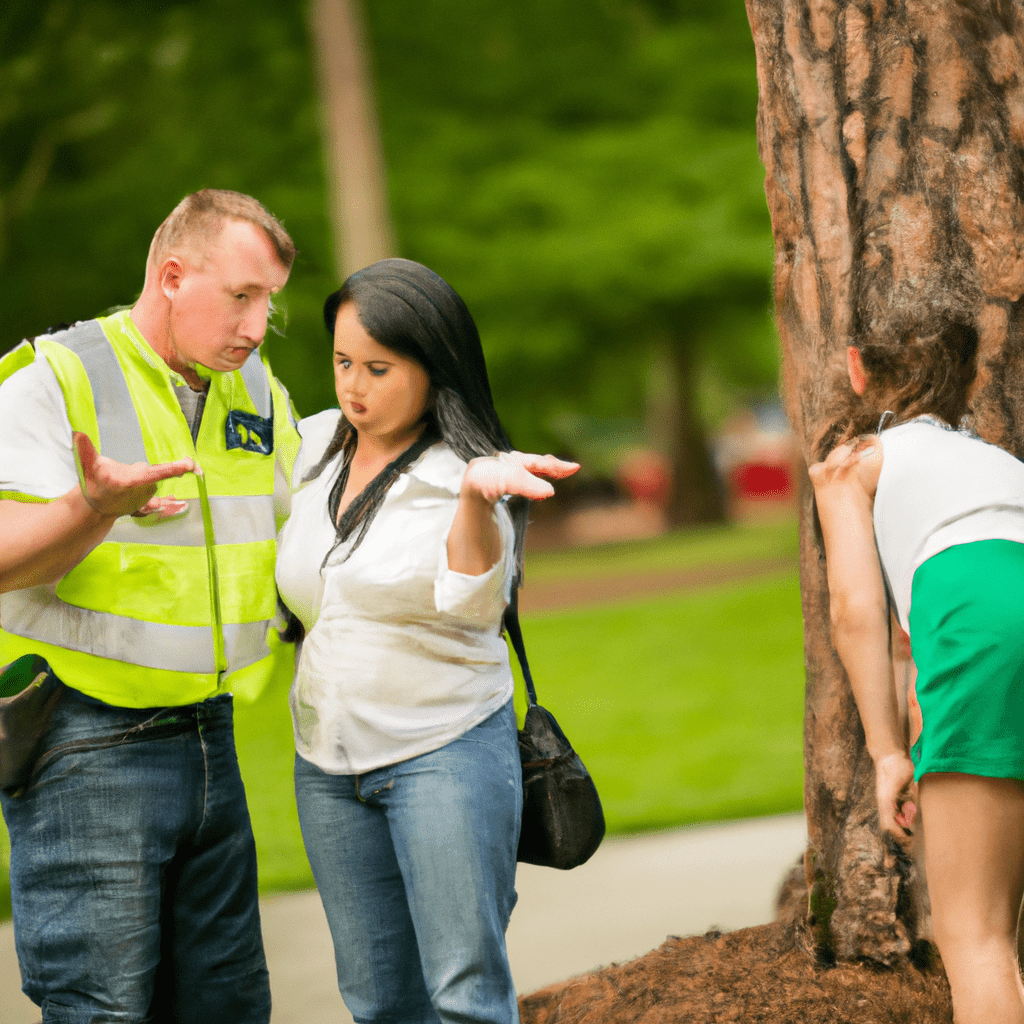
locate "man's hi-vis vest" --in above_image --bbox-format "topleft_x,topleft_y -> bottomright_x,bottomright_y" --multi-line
0,315 -> 300,708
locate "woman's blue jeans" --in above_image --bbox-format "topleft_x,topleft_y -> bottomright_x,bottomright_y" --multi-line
0,687 -> 270,1024
294,700 -> 522,1024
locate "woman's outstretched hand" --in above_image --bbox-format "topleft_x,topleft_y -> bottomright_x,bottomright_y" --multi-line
448,453 -> 579,577
875,751 -> 918,843
73,431 -> 196,519
461,452 -> 580,504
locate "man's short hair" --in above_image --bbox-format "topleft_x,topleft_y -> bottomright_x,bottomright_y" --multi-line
149,189 -> 296,272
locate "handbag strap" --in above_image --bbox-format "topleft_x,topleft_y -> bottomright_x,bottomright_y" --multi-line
503,589 -> 538,708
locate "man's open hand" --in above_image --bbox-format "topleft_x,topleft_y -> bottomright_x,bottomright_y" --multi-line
73,432 -> 196,519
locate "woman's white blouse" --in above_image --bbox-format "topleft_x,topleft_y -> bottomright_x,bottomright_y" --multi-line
276,410 -> 516,775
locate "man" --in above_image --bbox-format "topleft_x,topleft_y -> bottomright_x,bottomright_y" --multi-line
0,189 -> 300,1023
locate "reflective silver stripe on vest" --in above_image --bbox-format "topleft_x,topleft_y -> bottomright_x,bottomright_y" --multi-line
105,494 -> 276,546
223,620 -> 273,672
44,321 -> 148,464
239,350 -> 272,419
47,321 -> 275,452
0,588 -> 272,674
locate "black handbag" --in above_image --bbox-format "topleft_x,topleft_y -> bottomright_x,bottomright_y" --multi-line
0,654 -> 64,794
504,595 -> 605,869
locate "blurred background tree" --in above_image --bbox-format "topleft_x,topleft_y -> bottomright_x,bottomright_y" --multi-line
0,0 -> 336,401
363,0 -> 776,523
0,0 -> 775,525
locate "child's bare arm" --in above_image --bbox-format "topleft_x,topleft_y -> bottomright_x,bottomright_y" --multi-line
809,439 -> 916,837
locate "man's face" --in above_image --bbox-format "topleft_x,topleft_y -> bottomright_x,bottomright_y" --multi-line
162,218 -> 290,376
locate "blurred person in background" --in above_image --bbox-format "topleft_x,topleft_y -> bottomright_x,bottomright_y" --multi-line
0,189 -> 299,1024
276,258 -> 577,1024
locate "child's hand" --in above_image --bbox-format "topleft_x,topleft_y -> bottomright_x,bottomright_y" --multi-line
875,751 -> 918,844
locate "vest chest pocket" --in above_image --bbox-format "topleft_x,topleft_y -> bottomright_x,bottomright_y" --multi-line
226,410 -> 274,455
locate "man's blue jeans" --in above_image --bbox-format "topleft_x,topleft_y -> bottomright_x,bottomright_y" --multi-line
294,700 -> 522,1024
0,687 -> 270,1024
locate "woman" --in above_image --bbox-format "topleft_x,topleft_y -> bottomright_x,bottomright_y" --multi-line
810,319 -> 1024,1024
276,258 -> 577,1024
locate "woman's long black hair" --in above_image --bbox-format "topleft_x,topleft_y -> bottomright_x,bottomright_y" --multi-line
306,257 -> 529,580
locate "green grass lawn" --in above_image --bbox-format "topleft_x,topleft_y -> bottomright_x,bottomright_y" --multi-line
524,518 -> 798,582
515,569 -> 805,832
0,521 -> 806,918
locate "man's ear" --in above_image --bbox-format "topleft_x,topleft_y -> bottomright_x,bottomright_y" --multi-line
159,258 -> 185,301
847,345 -> 867,395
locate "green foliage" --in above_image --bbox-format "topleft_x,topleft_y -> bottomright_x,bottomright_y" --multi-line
364,0 -> 774,449
0,0 -> 338,416
0,0 -> 773,441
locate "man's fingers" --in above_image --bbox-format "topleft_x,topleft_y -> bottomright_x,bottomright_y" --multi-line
72,431 -> 98,458
133,496 -> 190,519
73,431 -> 198,517
72,431 -> 99,480
76,432 -> 197,485
133,458 -> 199,483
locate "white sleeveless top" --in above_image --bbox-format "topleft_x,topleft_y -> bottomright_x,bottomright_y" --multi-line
873,417 -> 1024,631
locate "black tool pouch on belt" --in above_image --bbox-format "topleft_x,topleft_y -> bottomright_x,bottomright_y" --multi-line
0,654 -> 65,794
505,594 -> 605,870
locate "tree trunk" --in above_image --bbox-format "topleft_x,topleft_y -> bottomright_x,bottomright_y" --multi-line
309,0 -> 395,278
746,0 -> 1024,964
665,342 -> 728,526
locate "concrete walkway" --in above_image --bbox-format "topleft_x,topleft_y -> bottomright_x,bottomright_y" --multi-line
0,813 -> 806,1023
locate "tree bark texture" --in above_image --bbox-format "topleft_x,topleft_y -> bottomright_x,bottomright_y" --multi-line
746,0 -> 1024,964
309,0 -> 395,278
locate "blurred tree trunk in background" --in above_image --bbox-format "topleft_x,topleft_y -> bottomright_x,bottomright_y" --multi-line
309,0 -> 394,278
746,0 -> 1024,965
666,342 -> 727,525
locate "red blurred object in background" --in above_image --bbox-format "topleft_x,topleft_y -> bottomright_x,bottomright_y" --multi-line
617,450 -> 671,507
729,461 -> 793,500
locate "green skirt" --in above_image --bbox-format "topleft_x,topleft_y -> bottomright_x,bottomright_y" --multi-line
909,539 -> 1024,782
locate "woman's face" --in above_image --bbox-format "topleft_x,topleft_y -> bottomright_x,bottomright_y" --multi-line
333,301 -> 432,451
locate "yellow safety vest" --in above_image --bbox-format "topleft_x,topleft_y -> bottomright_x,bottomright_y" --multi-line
0,311 -> 300,707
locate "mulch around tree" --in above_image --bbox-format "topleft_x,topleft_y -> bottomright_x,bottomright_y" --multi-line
518,921 -> 953,1024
